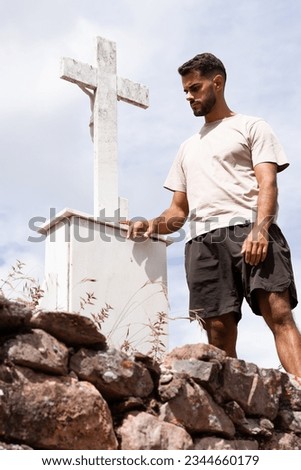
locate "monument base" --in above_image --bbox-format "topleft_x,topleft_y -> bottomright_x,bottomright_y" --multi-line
39,208 -> 170,355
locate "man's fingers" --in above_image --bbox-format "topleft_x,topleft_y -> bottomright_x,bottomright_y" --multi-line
242,239 -> 268,266
261,247 -> 268,262
126,220 -> 149,239
120,220 -> 132,239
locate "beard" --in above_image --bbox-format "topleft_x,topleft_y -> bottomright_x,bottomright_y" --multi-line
191,88 -> 216,117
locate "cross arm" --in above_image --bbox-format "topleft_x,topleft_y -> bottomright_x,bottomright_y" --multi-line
117,77 -> 149,109
60,57 -> 97,90
61,57 -> 149,109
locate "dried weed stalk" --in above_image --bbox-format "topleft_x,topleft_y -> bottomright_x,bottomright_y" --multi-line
76,279 -> 169,360
1,264 -> 171,359
91,303 -> 113,329
147,310 -> 168,362
120,327 -> 136,355
79,291 -> 97,312
0,259 -> 44,309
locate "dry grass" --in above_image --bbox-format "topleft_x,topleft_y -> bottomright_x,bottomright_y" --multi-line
1,260 -> 169,361
0,259 -> 44,309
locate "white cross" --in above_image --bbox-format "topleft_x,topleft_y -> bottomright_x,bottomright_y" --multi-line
60,36 -> 149,218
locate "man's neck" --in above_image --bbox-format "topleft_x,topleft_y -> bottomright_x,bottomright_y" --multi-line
204,105 -> 235,123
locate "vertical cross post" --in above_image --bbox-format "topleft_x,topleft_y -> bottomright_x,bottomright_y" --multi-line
94,38 -> 118,218
60,36 -> 149,219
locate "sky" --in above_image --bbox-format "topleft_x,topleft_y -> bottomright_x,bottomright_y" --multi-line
1,0 -> 301,370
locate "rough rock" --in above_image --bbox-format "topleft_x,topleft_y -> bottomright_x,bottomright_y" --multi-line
70,347 -> 154,401
263,432 -> 301,450
218,358 -> 279,419
1,328 -> 69,375
277,410 -> 301,433
224,401 -> 274,437
0,297 -> 32,331
159,381 -> 235,437
193,437 -> 259,450
0,364 -> 117,449
167,359 -> 221,394
30,310 -> 107,348
118,411 -> 193,450
280,373 -> 301,410
1,297 -> 301,450
0,441 -> 32,449
163,342 -> 227,365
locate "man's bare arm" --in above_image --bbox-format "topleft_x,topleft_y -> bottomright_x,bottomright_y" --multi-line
241,162 -> 278,265
127,191 -> 189,239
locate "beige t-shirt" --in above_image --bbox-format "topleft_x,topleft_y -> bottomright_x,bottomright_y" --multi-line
164,114 -> 289,241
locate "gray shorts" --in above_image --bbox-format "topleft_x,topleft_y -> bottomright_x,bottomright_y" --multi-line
185,223 -> 298,323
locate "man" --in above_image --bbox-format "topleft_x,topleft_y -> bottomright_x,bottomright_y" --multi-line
127,53 -> 301,377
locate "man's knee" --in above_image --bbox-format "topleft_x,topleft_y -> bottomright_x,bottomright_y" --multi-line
203,312 -> 237,357
257,288 -> 290,311
204,312 -> 237,342
257,289 -> 295,328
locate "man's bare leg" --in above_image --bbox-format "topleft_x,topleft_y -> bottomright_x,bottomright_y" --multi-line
203,312 -> 238,358
257,289 -> 301,377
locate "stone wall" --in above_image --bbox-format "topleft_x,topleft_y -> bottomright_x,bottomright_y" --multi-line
0,296 -> 301,450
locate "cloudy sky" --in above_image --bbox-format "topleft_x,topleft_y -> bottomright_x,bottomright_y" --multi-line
1,0 -> 301,370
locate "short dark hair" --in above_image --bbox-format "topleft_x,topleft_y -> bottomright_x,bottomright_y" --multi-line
178,53 -> 227,82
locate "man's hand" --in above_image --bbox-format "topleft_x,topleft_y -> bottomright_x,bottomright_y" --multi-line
241,225 -> 269,266
125,192 -> 188,241
126,219 -> 151,239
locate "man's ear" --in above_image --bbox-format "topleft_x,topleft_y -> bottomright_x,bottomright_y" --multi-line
213,74 -> 224,91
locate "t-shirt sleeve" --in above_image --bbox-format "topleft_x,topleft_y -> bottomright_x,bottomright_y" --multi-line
164,144 -> 187,192
249,119 -> 289,172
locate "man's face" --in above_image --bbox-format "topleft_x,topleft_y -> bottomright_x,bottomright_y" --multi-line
182,70 -> 216,117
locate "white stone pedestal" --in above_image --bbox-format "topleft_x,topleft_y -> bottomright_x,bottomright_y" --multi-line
39,208 -> 170,355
